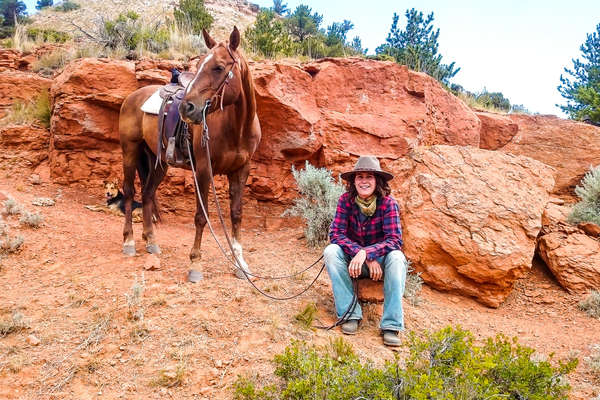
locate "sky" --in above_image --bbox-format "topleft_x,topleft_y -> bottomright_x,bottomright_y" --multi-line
23,0 -> 599,117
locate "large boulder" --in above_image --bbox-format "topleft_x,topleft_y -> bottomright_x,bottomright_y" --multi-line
252,58 -> 481,202
0,70 -> 52,117
49,58 -> 138,184
489,114 -> 600,198
0,125 -> 50,167
538,232 -> 600,293
398,145 -> 555,307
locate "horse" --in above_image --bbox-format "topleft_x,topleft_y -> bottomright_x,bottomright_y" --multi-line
118,26 -> 261,279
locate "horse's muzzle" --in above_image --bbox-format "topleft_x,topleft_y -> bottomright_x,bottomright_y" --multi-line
179,100 -> 200,123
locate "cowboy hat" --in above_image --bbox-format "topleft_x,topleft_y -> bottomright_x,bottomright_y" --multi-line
340,155 -> 394,182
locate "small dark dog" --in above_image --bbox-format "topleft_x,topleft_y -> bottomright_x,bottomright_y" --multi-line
85,179 -> 143,223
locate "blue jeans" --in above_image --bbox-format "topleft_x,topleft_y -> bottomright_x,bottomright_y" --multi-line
323,244 -> 407,331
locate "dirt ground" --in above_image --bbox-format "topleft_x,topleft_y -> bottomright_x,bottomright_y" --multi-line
0,171 -> 599,400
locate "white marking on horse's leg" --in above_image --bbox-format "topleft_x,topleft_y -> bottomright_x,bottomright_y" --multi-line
232,239 -> 250,279
124,239 -> 135,247
185,54 -> 213,96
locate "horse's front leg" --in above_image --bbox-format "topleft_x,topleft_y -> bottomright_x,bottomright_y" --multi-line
228,164 -> 251,279
189,172 -> 210,281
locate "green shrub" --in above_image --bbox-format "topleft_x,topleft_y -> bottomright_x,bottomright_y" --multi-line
173,0 -> 213,35
244,9 -> 295,58
234,326 -> 578,400
26,27 -> 70,43
569,165 -> 600,225
54,0 -> 80,12
283,162 -> 345,248
579,290 -> 600,319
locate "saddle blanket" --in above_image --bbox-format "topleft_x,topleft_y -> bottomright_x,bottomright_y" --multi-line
140,89 -> 162,115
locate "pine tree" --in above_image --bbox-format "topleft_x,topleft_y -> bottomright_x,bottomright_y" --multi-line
35,0 -> 52,10
286,4 -> 322,42
376,8 -> 459,84
0,0 -> 27,26
558,23 -> 600,125
272,0 -> 288,16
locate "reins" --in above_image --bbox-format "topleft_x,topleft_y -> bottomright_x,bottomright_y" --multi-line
184,100 -> 326,301
178,48 -> 360,326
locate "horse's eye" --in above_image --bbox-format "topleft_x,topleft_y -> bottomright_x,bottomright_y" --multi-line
213,65 -> 225,72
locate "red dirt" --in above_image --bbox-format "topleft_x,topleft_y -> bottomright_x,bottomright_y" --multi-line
0,172 -> 599,399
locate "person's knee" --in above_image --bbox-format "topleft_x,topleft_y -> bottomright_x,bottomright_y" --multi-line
386,250 -> 407,269
324,243 -> 343,262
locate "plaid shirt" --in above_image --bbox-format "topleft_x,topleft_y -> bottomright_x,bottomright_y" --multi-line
329,192 -> 403,260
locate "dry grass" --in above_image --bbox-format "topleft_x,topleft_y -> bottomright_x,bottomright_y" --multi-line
152,362 -> 187,388
587,344 -> 600,380
1,90 -> 51,128
0,312 -> 29,337
32,48 -> 71,75
0,234 -> 24,254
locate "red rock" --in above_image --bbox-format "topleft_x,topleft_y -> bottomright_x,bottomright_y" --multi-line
537,232 -> 600,293
577,222 -> 600,237
398,145 -> 555,307
476,111 -> 518,150
357,279 -> 384,303
144,254 -> 161,271
497,114 -> 600,198
0,125 -> 50,167
0,70 -> 52,108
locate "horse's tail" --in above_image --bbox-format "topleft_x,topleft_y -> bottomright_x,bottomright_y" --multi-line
136,144 -> 162,223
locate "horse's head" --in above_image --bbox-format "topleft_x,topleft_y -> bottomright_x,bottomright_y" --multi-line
179,26 -> 243,124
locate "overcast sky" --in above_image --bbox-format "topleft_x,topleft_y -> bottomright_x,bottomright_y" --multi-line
24,0 -> 600,117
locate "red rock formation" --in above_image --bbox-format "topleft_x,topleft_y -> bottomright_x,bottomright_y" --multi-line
0,70 -> 52,116
538,232 -> 600,293
0,124 -> 50,167
489,114 -> 600,198
397,145 -> 555,307
49,58 -> 138,184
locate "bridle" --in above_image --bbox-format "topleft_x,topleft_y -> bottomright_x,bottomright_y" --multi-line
207,45 -> 240,112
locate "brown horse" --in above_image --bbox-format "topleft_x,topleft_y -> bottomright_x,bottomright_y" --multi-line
118,26 -> 261,279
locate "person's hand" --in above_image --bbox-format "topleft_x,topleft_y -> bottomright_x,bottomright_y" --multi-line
348,249 -> 366,278
366,259 -> 382,281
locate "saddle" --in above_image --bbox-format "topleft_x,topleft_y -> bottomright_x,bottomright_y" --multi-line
155,76 -> 192,169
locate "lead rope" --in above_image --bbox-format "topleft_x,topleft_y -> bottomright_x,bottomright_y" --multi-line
185,100 -> 326,301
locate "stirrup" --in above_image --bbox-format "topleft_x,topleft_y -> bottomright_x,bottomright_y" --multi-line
166,137 -> 176,163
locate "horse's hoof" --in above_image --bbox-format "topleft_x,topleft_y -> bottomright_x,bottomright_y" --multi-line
187,269 -> 203,283
235,265 -> 251,280
146,244 -> 161,255
123,245 -> 136,256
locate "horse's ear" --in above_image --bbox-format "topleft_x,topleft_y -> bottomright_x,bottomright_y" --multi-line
202,29 -> 217,49
229,26 -> 240,51
179,71 -> 195,89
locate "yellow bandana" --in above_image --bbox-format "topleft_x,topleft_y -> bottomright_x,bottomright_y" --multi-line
355,195 -> 377,217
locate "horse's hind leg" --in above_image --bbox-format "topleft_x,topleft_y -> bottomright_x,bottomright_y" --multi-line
228,164 -> 251,279
121,140 -> 140,256
140,148 -> 166,254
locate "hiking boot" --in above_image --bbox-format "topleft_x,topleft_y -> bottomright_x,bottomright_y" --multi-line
382,330 -> 401,347
340,320 -> 359,335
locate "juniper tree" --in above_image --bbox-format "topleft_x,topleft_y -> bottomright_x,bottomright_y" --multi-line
376,8 -> 459,84
558,23 -> 600,125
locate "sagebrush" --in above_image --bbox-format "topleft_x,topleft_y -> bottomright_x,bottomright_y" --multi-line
283,162 -> 345,247
579,290 -> 600,319
568,165 -> 600,225
1,90 -> 51,128
234,326 -> 578,400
